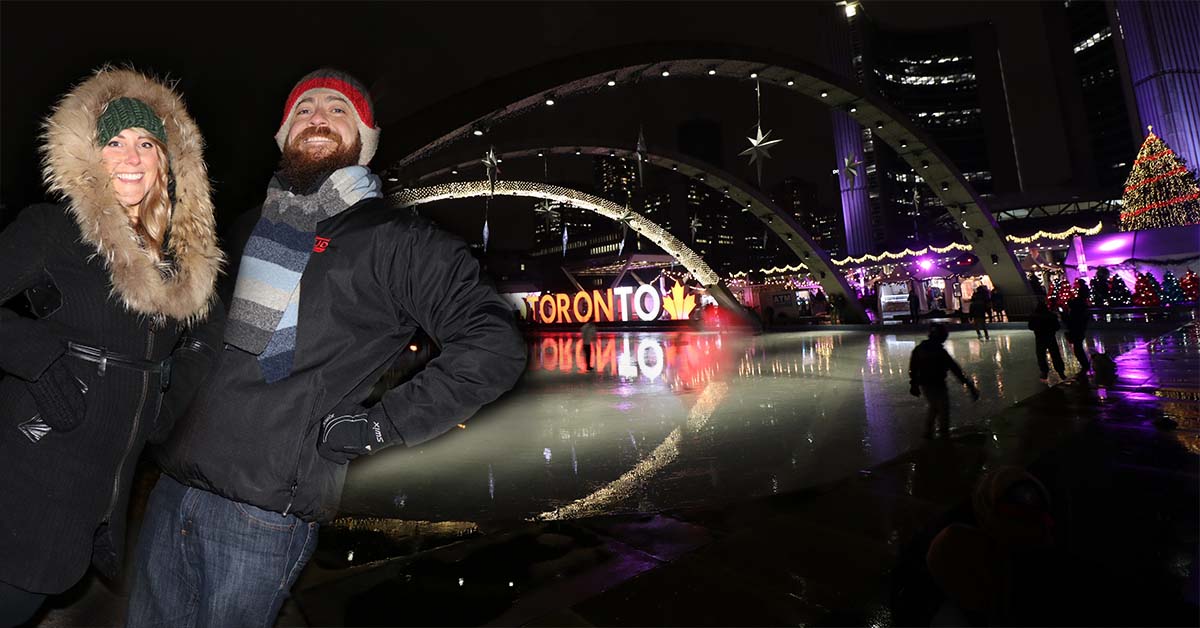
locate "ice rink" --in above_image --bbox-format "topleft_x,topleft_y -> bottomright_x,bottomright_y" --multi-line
340,327 -> 1154,522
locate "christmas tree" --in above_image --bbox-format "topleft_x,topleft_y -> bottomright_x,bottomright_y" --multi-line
1133,272 -> 1162,307
1049,277 -> 1076,310
1160,271 -> 1184,305
1182,269 -> 1199,302
1091,267 -> 1111,306
1109,273 -> 1133,306
1120,127 -> 1200,232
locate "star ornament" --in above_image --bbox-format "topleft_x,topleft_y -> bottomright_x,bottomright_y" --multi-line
843,153 -> 863,183
481,146 -> 501,195
740,125 -> 782,184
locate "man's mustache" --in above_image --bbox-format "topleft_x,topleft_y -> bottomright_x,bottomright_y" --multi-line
291,126 -> 342,148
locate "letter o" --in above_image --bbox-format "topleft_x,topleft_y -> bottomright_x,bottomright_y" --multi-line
634,284 -> 662,322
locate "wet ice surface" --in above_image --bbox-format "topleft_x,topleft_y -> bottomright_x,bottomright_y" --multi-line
340,328 -> 1155,522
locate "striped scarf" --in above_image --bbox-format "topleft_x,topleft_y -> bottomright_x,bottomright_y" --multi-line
224,166 -> 382,382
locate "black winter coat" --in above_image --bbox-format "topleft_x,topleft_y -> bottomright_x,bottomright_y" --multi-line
0,206 -> 222,594
155,196 -> 527,522
0,69 -> 223,595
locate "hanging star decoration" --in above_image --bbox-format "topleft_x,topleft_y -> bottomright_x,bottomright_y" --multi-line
480,146 -> 501,252
617,206 -> 635,255
842,153 -> 863,184
562,224 -> 569,257
739,80 -> 782,186
635,128 -> 648,188
481,146 -> 500,196
534,199 -> 558,224
740,125 -> 782,186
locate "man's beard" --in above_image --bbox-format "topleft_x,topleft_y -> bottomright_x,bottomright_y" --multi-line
279,127 -> 362,192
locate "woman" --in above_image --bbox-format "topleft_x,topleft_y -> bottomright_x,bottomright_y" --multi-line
0,68 -> 223,624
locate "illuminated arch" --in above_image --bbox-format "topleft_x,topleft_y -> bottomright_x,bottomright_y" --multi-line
390,180 -> 761,327
381,44 -> 1032,307
415,145 -> 870,323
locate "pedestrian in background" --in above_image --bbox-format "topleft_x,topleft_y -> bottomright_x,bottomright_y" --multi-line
580,320 -> 597,370
909,323 -> 980,439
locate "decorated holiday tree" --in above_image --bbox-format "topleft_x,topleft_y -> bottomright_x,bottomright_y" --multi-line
1182,269 -> 1199,302
1108,273 -> 1133,306
1160,270 -> 1184,305
1133,272 -> 1162,307
1049,277 -> 1076,309
1120,127 -> 1200,232
1091,267 -> 1112,306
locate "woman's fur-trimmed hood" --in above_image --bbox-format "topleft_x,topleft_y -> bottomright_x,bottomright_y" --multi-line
40,67 -> 222,325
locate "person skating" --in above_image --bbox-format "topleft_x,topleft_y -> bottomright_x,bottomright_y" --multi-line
1027,302 -> 1067,382
970,285 -> 990,340
0,68 -> 223,625
1064,285 -> 1092,378
127,69 -> 527,627
909,323 -> 980,439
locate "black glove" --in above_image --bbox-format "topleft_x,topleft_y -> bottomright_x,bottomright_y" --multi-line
25,359 -> 87,432
317,402 -> 401,464
910,383 -> 921,398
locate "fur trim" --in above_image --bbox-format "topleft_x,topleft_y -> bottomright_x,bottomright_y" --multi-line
40,67 -> 223,325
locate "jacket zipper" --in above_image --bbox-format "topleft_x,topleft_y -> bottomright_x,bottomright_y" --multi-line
102,329 -> 155,524
283,391 -> 324,517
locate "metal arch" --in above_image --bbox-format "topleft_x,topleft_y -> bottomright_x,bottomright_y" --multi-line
411,144 -> 870,323
380,44 -> 1033,308
390,180 -> 760,328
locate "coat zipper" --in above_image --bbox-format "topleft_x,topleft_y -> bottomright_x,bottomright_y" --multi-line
283,391 -> 325,517
102,329 -> 154,524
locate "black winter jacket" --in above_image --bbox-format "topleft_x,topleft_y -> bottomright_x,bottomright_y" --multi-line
908,339 -> 970,391
155,196 -> 527,522
0,69 -> 223,594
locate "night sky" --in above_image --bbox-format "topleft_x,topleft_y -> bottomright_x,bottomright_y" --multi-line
3,1 -> 1093,247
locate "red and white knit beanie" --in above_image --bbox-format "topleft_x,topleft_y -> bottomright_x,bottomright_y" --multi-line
275,68 -> 380,165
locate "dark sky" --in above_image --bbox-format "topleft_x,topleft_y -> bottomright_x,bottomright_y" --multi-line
2,1 -> 1087,247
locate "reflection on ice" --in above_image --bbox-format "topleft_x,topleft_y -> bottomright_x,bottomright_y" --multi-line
341,328 -> 1158,522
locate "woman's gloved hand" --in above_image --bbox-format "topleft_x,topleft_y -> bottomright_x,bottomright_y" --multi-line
25,359 -> 86,432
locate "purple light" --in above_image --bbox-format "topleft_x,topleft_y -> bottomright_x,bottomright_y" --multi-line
1096,236 -> 1129,253
919,259 -> 933,270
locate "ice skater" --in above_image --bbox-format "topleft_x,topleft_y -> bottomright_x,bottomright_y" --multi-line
1064,283 -> 1091,378
1027,302 -> 1067,382
909,323 -> 980,439
970,285 -> 990,340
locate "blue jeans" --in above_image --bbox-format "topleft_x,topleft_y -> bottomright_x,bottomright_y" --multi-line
126,474 -> 319,628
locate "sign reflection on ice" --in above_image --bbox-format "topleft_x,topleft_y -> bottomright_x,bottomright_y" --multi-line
528,332 -> 723,387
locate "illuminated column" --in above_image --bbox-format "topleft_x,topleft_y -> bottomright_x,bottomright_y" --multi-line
1115,0 -> 1200,167
829,1 -> 873,256
833,112 -> 873,256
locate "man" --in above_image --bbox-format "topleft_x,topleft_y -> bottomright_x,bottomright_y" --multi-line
970,285 -> 990,340
1027,302 -> 1068,382
909,323 -> 979,439
1064,283 -> 1091,378
127,69 -> 527,626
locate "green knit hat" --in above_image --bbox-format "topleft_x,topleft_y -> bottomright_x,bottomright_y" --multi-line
96,97 -> 167,147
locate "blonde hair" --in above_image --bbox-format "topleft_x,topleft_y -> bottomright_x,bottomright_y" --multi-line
124,129 -> 171,261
